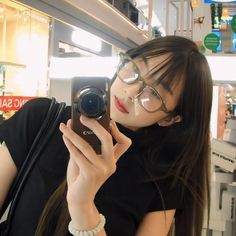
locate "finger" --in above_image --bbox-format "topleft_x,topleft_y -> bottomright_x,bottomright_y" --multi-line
110,121 -> 132,160
62,134 -> 92,167
60,123 -> 98,165
67,119 -> 72,128
80,116 -> 113,158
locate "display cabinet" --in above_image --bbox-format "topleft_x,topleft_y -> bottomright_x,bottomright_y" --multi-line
0,62 -> 27,123
107,0 -> 139,25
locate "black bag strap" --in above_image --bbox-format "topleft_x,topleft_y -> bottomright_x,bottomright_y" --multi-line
0,97 -> 66,235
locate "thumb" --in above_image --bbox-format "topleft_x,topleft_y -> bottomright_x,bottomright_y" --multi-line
110,121 -> 132,161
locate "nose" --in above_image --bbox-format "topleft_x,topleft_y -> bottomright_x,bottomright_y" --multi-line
124,81 -> 142,100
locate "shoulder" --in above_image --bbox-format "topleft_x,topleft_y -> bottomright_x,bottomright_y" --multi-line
5,97 -> 53,130
0,97 -> 53,128
21,97 -> 52,113
0,97 -> 56,140
17,97 -> 55,123
0,97 -> 55,169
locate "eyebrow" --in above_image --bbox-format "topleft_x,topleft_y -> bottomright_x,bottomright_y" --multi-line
149,78 -> 173,96
160,81 -> 173,95
140,57 -> 174,96
133,55 -> 175,97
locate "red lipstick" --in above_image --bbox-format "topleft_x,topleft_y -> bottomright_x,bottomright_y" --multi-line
114,96 -> 129,113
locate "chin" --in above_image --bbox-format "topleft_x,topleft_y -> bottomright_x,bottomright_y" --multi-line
110,108 -> 126,121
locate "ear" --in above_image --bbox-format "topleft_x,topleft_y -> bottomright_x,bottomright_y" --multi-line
158,115 -> 182,127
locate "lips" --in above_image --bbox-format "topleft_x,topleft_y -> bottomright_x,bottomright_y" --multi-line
114,96 -> 129,113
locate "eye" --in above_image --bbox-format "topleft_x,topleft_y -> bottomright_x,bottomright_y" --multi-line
143,87 -> 160,100
148,88 -> 160,99
151,89 -> 158,97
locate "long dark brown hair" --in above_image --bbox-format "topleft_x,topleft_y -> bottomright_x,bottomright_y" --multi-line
35,35 -> 212,236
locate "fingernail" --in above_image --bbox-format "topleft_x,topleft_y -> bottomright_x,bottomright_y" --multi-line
80,115 -> 89,122
110,120 -> 117,128
59,123 -> 66,130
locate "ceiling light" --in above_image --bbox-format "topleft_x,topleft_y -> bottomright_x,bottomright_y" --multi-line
71,28 -> 102,53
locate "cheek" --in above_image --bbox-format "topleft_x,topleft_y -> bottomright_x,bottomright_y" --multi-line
111,78 -> 120,93
111,78 -> 127,97
165,94 -> 181,111
131,108 -> 160,125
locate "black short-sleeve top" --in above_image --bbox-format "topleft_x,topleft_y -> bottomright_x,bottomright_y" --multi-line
0,98 -> 183,236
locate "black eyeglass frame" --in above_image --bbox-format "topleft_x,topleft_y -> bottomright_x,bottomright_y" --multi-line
116,52 -> 172,114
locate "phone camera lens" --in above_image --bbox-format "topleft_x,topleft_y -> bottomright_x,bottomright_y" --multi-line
76,87 -> 107,118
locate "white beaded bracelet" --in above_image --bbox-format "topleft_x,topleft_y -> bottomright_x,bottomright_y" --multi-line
68,213 -> 106,236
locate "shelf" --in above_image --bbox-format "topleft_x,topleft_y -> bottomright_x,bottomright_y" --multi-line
0,61 -> 26,68
63,0 -> 150,45
107,0 -> 139,25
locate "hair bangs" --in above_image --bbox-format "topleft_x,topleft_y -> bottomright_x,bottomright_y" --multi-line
145,53 -> 187,92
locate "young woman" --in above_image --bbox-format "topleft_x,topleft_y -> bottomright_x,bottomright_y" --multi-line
0,35 -> 213,236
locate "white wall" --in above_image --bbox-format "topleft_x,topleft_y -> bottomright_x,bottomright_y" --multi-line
153,0 -> 193,36
206,55 -> 236,82
206,55 -> 236,139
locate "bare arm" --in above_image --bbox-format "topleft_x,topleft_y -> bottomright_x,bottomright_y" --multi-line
135,209 -> 176,236
0,143 -> 17,208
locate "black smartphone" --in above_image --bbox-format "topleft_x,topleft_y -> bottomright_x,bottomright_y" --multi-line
71,76 -> 110,154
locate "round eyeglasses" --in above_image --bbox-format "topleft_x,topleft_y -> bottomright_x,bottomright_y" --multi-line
116,52 -> 172,114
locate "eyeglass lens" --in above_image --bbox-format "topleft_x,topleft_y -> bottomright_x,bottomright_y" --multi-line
117,55 -> 164,113
138,87 -> 163,112
117,59 -> 139,84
